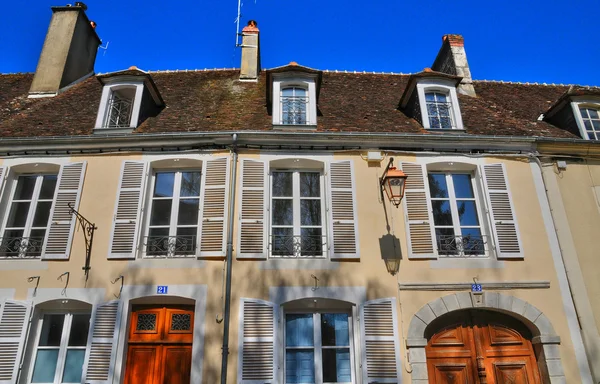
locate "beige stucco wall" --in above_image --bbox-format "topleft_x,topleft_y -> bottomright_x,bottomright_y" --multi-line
0,151 -> 583,383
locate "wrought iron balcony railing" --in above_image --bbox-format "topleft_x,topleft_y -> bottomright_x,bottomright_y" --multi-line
269,234 -> 327,258
0,237 -> 44,259
426,101 -> 454,129
281,96 -> 309,125
105,97 -> 133,128
143,235 -> 197,258
436,234 -> 486,257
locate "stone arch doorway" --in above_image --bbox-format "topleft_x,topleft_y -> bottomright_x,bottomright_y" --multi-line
426,309 -> 541,383
407,292 -> 566,383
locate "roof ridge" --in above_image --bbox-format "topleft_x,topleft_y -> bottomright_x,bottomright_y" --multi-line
322,69 -> 410,75
145,68 -> 239,73
474,79 -> 600,88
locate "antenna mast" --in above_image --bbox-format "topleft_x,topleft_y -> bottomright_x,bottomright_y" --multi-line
235,0 -> 242,46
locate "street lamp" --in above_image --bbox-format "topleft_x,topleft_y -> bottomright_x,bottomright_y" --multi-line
380,157 -> 407,207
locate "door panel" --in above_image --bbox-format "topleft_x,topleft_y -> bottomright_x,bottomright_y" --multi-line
125,345 -> 161,384
162,345 -> 192,384
429,358 -> 476,384
490,359 -> 531,384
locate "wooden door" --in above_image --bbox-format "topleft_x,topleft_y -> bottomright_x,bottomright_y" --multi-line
426,310 -> 542,384
125,306 -> 194,384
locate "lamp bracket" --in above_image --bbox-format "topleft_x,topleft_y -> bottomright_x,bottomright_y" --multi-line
68,203 -> 97,282
380,157 -> 395,187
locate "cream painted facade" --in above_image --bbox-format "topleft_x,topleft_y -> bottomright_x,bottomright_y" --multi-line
0,146 -> 592,383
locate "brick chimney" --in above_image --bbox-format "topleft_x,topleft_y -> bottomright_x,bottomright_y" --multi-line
239,20 -> 260,80
431,34 -> 476,97
29,2 -> 100,97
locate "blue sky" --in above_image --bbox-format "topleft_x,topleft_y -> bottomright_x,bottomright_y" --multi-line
1,0 -> 598,85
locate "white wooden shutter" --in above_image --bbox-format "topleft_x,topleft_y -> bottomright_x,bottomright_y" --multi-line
0,167 -> 9,205
0,300 -> 32,384
238,299 -> 276,384
481,163 -> 523,258
198,157 -> 229,258
82,301 -> 121,384
360,298 -> 402,384
108,161 -> 148,259
327,160 -> 359,260
401,162 -> 436,259
42,162 -> 87,260
237,159 -> 267,259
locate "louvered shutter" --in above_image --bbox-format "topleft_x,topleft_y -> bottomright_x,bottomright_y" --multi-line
198,157 -> 229,258
481,163 -> 523,258
82,301 -> 121,384
108,161 -> 148,259
238,160 -> 267,259
360,298 -> 402,384
238,299 -> 276,384
0,300 -> 32,384
401,162 -> 436,259
327,160 -> 359,260
41,162 -> 87,260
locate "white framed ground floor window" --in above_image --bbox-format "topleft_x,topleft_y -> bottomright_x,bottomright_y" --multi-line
29,312 -> 91,384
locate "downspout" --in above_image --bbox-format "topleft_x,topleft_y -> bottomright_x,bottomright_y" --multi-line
530,155 -> 595,383
220,133 -> 238,384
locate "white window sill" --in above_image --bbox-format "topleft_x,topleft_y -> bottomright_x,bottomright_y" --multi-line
0,259 -> 49,270
93,127 -> 135,134
272,124 -> 317,130
259,258 -> 339,270
429,258 -> 505,269
426,128 -> 466,133
128,258 -> 205,269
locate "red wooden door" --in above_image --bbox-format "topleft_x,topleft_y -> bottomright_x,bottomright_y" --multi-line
125,306 -> 194,384
426,310 -> 542,384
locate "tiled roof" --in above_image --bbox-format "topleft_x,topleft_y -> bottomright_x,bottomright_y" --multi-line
0,68 -> 592,139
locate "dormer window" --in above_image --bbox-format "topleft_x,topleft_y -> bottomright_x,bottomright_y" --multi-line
425,91 -> 453,129
267,63 -> 322,129
579,106 -> 600,140
281,87 -> 308,125
94,69 -> 164,133
105,87 -> 135,128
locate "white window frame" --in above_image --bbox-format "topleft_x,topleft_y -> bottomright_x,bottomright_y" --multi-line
272,75 -> 318,126
283,309 -> 356,384
416,79 -> 464,130
269,169 -> 327,258
27,310 -> 92,384
94,80 -> 144,131
142,168 -> 202,258
0,173 -> 58,259
570,97 -> 600,140
427,171 -> 489,257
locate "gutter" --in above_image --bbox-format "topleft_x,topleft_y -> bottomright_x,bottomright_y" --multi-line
220,133 -> 238,384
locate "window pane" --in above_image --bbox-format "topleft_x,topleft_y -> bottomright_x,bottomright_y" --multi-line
150,200 -> 172,226
452,174 -> 474,198
300,200 -> 321,226
428,174 -> 449,198
285,350 -> 315,384
272,227 -> 294,256
301,228 -> 323,257
323,348 -> 351,383
589,109 -> 599,119
430,117 -> 441,129
39,314 -> 65,346
176,227 -> 197,255
300,173 -> 320,197
432,201 -> 453,226
146,228 -> 170,256
6,202 -> 30,228
425,92 -> 436,102
272,200 -> 293,226
321,313 -> 349,346
68,314 -> 91,346
584,120 -> 593,130
294,88 -> 306,96
154,173 -> 175,197
272,172 -> 293,197
28,229 -> 46,257
62,349 -> 85,383
177,199 -> 199,225
14,176 -> 36,200
461,228 -> 485,255
593,120 -> 600,131
0,229 -> 24,257
180,172 -> 201,197
286,314 -> 314,347
457,201 -> 480,226
435,228 -> 457,255
32,201 -> 52,227
282,88 -> 294,97
31,349 -> 59,383
39,175 -> 58,199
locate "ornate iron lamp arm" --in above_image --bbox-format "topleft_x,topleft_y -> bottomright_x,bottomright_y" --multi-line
67,203 -> 97,282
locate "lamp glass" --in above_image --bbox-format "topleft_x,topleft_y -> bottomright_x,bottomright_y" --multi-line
382,169 -> 407,206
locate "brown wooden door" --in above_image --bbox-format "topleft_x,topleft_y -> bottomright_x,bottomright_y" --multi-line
426,310 -> 542,384
125,306 -> 194,384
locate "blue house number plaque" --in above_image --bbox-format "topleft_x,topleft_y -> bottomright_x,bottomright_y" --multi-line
157,286 -> 168,294
471,284 -> 482,292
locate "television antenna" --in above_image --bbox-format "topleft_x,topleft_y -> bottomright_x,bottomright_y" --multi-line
99,41 -> 110,56
234,0 -> 257,47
